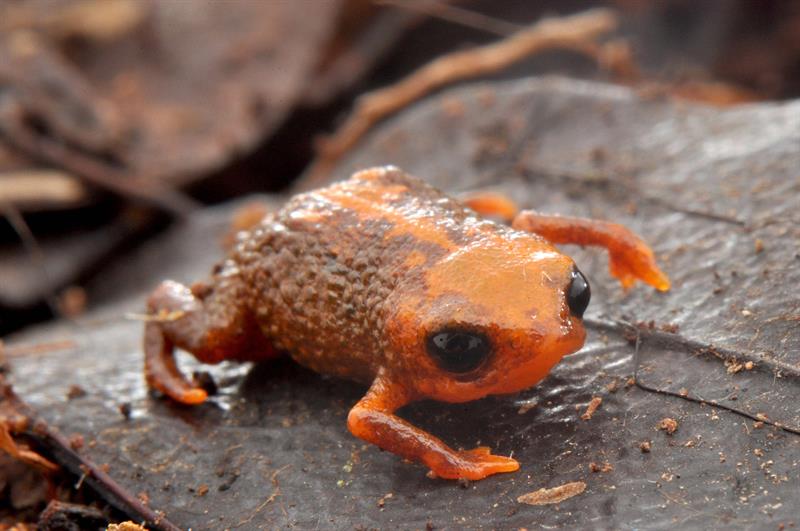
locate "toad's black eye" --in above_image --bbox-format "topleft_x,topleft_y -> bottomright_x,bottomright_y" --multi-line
425,329 -> 491,373
567,266 -> 591,319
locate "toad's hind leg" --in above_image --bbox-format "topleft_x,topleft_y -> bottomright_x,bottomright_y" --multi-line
144,262 -> 278,405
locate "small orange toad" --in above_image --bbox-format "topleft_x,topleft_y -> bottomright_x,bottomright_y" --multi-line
143,166 -> 668,480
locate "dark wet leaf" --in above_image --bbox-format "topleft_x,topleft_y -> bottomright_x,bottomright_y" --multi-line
7,78 -> 800,528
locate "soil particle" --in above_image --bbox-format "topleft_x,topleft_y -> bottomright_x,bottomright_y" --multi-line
581,397 -> 602,421
657,418 -> 679,435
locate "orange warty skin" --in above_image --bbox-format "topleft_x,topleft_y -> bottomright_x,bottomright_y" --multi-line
144,166 -> 669,480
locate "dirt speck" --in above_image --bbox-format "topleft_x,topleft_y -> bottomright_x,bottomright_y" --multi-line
589,461 -> 613,473
137,491 -> 149,506
377,492 -> 393,508
659,322 -> 680,333
726,359 -> 744,374
107,523 -> 148,531
66,385 -> 87,400
581,397 -> 602,421
657,417 -> 678,435
69,433 -> 84,450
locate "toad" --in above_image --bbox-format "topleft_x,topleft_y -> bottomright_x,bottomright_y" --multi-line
143,166 -> 669,480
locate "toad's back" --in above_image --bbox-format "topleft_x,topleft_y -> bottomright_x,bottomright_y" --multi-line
231,167 -> 519,382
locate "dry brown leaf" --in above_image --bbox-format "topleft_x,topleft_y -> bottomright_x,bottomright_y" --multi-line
517,481 -> 587,506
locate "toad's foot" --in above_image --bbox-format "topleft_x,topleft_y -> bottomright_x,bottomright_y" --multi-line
348,375 -> 520,481
426,446 -> 520,480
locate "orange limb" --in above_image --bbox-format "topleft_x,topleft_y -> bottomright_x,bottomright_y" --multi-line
460,191 -> 519,224
347,373 -> 519,480
144,320 -> 208,405
512,211 -> 670,291
144,272 -> 278,405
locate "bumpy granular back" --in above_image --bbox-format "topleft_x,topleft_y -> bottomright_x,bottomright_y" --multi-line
230,167 -> 515,382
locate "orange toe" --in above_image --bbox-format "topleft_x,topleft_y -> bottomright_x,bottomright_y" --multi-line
180,388 -> 208,405
650,269 -> 671,292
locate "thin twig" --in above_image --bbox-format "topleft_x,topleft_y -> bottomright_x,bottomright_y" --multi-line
306,8 -> 618,186
631,327 -> 800,436
10,390 -> 182,530
585,317 -> 800,379
234,464 -> 291,528
376,0 -> 522,37
0,200 -> 62,318
0,339 -> 77,358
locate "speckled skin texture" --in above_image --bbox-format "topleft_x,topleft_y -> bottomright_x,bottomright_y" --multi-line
235,167 -> 534,385
143,165 -> 668,480
235,169 -> 446,383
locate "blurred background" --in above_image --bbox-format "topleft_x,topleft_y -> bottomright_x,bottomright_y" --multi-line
1,0 -> 799,336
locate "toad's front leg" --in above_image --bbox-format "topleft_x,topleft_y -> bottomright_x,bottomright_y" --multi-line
462,195 -> 669,291
512,211 -> 670,291
347,373 -> 519,480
